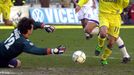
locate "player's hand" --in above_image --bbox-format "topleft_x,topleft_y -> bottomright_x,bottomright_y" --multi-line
44,25 -> 55,33
51,45 -> 66,54
75,5 -> 81,13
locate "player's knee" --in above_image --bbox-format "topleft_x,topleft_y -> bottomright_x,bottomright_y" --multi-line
100,31 -> 107,38
84,24 -> 96,34
8,59 -> 21,68
84,27 -> 92,34
100,32 -> 107,38
99,26 -> 108,38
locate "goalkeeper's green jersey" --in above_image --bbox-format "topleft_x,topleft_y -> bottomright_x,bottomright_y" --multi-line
99,0 -> 129,14
0,22 -> 48,60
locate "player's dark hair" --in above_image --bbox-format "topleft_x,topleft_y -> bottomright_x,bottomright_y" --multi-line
17,17 -> 35,34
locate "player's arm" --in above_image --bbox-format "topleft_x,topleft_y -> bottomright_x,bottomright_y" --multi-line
23,40 -> 66,55
75,0 -> 88,13
122,0 -> 130,8
73,0 -> 77,6
77,0 -> 88,7
33,22 -> 55,33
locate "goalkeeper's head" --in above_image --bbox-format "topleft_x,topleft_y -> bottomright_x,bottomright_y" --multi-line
17,17 -> 35,38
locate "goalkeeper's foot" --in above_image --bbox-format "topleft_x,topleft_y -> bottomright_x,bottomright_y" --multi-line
95,45 -> 103,56
101,60 -> 108,65
121,57 -> 131,64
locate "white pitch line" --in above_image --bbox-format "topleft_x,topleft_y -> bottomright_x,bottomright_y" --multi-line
0,71 -> 17,75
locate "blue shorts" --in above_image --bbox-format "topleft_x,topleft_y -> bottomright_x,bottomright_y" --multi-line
0,58 -> 17,68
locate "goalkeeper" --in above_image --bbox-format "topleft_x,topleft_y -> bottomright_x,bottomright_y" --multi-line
0,17 -> 66,68
0,0 -> 14,25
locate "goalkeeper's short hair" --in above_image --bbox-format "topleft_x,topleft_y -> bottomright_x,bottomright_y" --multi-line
17,17 -> 35,34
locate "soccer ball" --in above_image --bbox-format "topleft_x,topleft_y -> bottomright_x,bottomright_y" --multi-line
72,50 -> 86,64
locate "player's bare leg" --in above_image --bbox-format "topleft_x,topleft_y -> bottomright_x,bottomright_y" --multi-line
95,26 -> 115,65
80,19 -> 92,39
95,33 -> 131,64
84,21 -> 96,39
95,26 -> 107,56
101,35 -> 116,65
81,19 -> 88,28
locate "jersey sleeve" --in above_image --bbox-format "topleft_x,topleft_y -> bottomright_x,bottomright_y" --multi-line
77,0 -> 88,7
33,22 -> 45,30
23,39 -> 50,55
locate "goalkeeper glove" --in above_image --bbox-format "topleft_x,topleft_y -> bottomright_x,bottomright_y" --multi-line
51,45 -> 66,54
44,25 -> 55,33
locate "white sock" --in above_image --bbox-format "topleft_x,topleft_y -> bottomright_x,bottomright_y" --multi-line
90,27 -> 99,35
116,37 -> 130,58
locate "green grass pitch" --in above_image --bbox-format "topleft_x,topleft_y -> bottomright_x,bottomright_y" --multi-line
0,27 -> 134,75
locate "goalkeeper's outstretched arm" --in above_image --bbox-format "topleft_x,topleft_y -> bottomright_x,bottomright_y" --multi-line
23,41 -> 66,55
33,22 -> 55,33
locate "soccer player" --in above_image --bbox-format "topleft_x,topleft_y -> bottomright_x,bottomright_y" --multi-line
75,0 -> 130,63
0,17 -> 66,68
0,0 -> 14,25
75,0 -> 99,39
95,0 -> 130,65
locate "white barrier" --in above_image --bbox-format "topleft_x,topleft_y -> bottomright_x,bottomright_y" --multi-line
10,6 -> 29,23
0,7 -> 80,25
29,8 -> 81,24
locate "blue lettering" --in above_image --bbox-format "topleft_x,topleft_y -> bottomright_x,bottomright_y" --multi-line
53,9 -> 60,23
59,9 -> 67,23
44,8 -> 54,23
67,9 -> 75,23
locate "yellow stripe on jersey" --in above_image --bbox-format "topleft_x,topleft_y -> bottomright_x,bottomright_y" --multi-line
78,0 -> 88,7
99,0 -> 129,14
